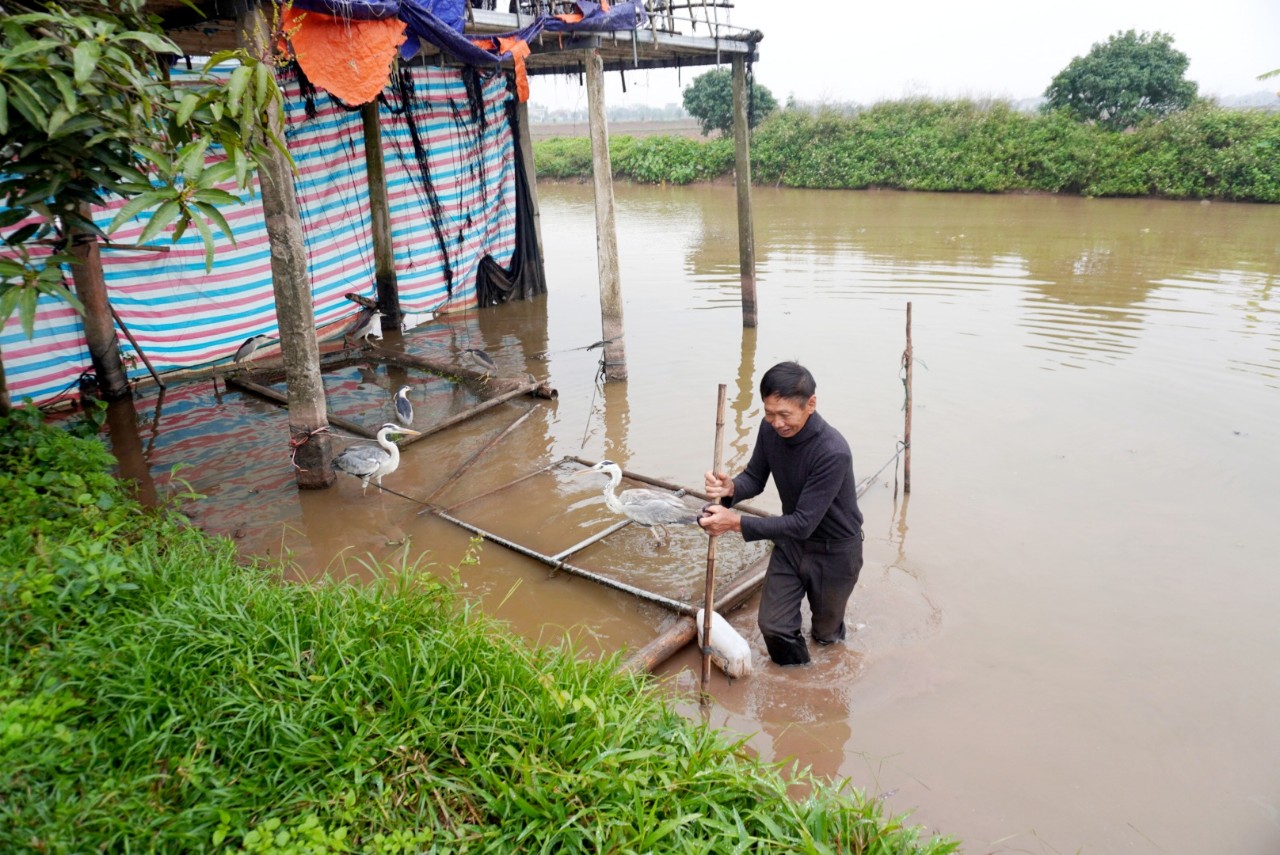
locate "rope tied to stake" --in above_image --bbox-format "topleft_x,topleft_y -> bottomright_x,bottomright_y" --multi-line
288,424 -> 330,471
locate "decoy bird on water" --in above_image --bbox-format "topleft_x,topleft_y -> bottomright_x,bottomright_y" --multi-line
233,334 -> 272,364
333,423 -> 421,496
461,347 -> 496,375
575,460 -> 702,546
343,308 -> 383,344
393,385 -> 413,426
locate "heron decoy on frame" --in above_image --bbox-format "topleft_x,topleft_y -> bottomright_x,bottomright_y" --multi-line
233,334 -> 273,364
461,347 -> 497,375
393,385 -> 413,426
333,422 -> 421,496
343,308 -> 383,344
575,460 -> 703,546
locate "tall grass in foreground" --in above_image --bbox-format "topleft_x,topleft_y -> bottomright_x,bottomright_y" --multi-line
0,407 -> 957,853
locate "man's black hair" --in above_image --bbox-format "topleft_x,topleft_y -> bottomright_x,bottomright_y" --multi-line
760,361 -> 815,402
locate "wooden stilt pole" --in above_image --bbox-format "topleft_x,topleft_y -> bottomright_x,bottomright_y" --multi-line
240,5 -> 334,489
584,46 -> 627,381
361,101 -> 401,334
904,301 -> 913,494
700,383 -> 727,701
514,97 -> 544,262
731,56 -> 757,328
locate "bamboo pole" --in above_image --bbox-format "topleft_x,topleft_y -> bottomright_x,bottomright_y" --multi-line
700,383 -> 727,699
398,379 -> 546,448
361,101 -> 401,332
438,457 -> 570,513
731,56 -> 757,328
366,343 -> 556,398
225,376 -> 376,439
619,552 -> 768,675
904,301 -> 913,493
108,304 -> 164,389
423,408 -> 534,503
429,506 -> 695,614
584,47 -> 627,381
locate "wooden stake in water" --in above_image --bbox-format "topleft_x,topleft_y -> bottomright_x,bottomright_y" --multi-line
701,383 -> 728,701
904,302 -> 914,493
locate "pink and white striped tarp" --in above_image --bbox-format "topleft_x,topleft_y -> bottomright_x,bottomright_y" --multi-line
1,66 -> 517,407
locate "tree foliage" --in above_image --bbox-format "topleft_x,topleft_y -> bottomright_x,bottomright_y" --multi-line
1042,30 -> 1198,130
681,67 -> 777,136
0,0 -> 286,336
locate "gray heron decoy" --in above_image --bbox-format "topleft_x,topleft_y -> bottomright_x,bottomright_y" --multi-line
233,334 -> 272,364
575,460 -> 702,545
333,422 -> 421,496
393,385 -> 413,426
344,308 -> 383,344
461,347 -> 496,375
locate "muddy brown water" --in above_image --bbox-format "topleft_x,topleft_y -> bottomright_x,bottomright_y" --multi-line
107,184 -> 1280,853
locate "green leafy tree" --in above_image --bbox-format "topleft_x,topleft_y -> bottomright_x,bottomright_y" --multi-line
682,67 -> 777,136
0,0 -> 285,338
1043,30 -> 1198,130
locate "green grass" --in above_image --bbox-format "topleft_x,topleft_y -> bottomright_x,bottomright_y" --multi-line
0,407 -> 957,853
534,100 -> 1280,202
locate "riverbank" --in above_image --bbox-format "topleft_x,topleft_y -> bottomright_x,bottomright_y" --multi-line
533,99 -> 1280,202
0,407 -> 957,853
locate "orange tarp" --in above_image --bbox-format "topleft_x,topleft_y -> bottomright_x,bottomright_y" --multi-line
283,7 -> 407,106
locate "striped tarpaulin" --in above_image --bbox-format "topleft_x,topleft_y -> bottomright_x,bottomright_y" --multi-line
1,66 -> 517,407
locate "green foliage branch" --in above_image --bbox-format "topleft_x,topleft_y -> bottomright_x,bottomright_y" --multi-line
0,0 -> 287,337
1042,30 -> 1198,130
682,67 -> 777,136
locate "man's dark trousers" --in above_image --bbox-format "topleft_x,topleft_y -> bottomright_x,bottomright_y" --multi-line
758,535 -> 863,665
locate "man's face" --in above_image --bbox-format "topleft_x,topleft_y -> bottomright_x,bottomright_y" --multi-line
763,393 -> 816,439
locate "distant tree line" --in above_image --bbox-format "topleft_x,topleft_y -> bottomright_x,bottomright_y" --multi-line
533,30 -> 1280,202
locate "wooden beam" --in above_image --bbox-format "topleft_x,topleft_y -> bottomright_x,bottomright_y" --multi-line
585,47 -> 627,382
361,101 -> 402,332
240,4 -> 335,489
732,55 -> 757,329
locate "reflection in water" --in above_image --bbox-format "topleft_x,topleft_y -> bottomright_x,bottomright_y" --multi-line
726,327 -> 758,474
107,184 -> 1280,855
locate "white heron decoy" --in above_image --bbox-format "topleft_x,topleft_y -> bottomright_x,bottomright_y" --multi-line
343,308 -> 383,344
393,385 -> 413,426
575,460 -> 702,545
333,422 -> 421,496
461,347 -> 496,375
233,334 -> 272,364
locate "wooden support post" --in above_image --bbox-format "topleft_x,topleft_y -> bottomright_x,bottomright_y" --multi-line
514,97 -> 544,262
585,47 -> 627,382
68,217 -> 130,400
904,301 -> 913,493
240,5 -> 334,489
361,101 -> 401,333
731,56 -> 758,329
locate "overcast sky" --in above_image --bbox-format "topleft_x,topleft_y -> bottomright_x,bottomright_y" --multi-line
528,0 -> 1280,110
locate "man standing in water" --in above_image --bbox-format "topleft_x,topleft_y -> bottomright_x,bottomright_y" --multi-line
698,362 -> 864,666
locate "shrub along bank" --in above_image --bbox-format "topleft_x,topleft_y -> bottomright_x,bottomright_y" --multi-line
0,407 -> 958,854
534,100 -> 1280,202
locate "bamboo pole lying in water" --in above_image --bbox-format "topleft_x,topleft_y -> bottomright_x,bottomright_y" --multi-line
619,555 -> 768,675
